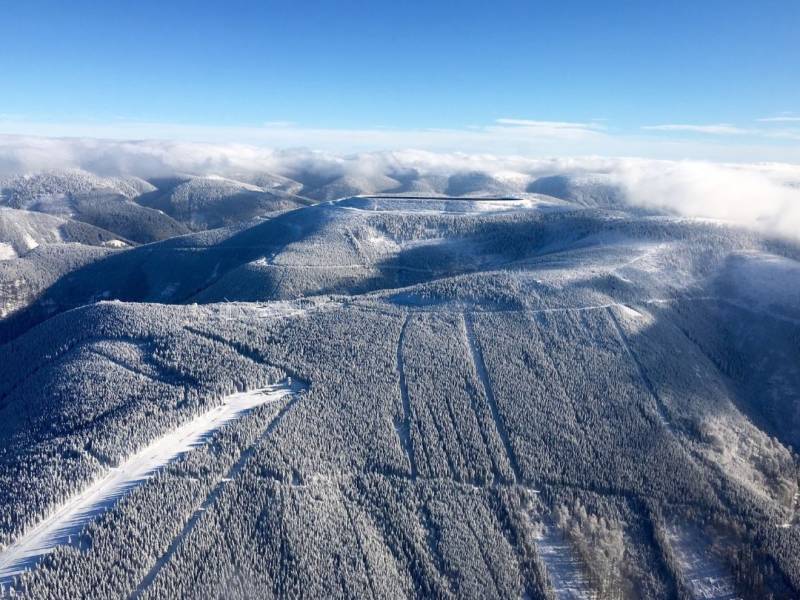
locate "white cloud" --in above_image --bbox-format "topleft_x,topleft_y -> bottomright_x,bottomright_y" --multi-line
642,122 -> 800,142
495,118 -> 604,131
757,116 -> 800,123
608,159 -> 800,239
642,123 -> 751,135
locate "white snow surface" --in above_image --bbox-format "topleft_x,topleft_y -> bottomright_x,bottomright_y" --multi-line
0,242 -> 16,260
0,381 -> 301,585
533,520 -> 597,599
665,522 -> 740,600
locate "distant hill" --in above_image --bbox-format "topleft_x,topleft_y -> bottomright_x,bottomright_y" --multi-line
135,175 -> 310,231
527,173 -> 628,209
0,170 -> 189,243
0,169 -> 155,205
0,206 -> 126,257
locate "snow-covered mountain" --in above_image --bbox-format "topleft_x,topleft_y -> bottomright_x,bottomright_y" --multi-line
136,175 -> 309,231
0,207 -> 125,258
527,173 -> 628,209
0,169 -> 155,206
0,170 -> 191,243
0,207 -> 126,318
243,171 -> 305,195
0,163 -> 799,600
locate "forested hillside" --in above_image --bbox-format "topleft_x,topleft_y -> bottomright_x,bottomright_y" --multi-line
1,189 -> 799,599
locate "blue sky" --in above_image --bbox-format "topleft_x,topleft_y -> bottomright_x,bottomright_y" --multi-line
1,0 -> 798,160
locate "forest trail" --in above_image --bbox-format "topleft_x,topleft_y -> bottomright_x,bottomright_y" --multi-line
605,306 -> 674,431
0,381 -> 302,587
395,314 -> 417,479
463,311 -> 522,482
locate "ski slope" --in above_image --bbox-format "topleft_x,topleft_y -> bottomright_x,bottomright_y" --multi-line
0,380 -> 302,586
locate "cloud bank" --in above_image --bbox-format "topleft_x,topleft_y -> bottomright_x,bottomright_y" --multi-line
611,159 -> 800,239
3,115 -> 800,163
1,134 -> 799,240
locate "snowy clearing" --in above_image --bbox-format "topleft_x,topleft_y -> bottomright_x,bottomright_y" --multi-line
0,380 -> 303,586
532,519 -> 596,599
665,521 -> 740,600
0,242 -> 16,260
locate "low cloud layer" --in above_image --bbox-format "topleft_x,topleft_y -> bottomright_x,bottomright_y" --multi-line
611,159 -> 800,239
3,115 -> 800,163
1,135 -> 799,240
